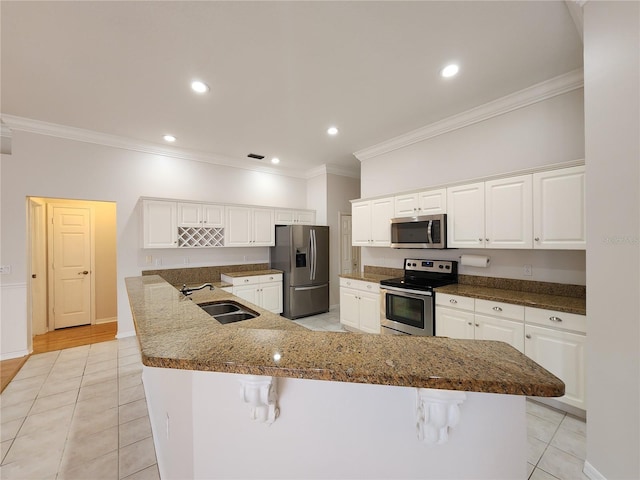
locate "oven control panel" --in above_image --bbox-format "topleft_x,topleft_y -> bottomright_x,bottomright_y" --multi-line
404,258 -> 456,273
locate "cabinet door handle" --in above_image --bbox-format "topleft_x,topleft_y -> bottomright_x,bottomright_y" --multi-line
478,238 -> 483,242
492,306 -> 503,312
526,334 -> 532,339
475,323 -> 480,327
449,299 -> 458,304
485,238 -> 489,242
535,237 -> 540,242
467,322 -> 473,326
549,316 -> 562,323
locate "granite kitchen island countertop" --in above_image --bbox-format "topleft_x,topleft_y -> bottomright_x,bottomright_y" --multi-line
125,275 -> 564,397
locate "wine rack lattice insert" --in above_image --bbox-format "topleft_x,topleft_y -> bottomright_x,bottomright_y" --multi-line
178,227 -> 224,247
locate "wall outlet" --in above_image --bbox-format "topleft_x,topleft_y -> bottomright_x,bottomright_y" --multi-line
145,255 -> 152,265
183,257 -> 190,265
0,265 -> 11,274
523,264 -> 532,276
155,258 -> 162,267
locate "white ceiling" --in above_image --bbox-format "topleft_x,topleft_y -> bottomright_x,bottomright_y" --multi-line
1,1 -> 583,177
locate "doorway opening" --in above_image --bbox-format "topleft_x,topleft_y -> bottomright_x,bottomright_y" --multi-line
27,197 -> 118,352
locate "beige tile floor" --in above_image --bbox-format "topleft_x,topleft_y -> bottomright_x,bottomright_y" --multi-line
1,308 -> 587,480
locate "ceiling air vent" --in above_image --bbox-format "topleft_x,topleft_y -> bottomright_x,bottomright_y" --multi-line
247,153 -> 265,160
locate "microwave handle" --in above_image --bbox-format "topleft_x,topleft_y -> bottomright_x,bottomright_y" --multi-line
427,220 -> 433,244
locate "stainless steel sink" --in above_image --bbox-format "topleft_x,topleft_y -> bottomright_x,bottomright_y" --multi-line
199,302 -> 241,316
197,301 -> 258,324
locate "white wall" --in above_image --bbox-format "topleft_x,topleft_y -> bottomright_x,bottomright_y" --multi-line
584,2 -> 640,478
326,174 -> 361,304
306,173 -> 327,224
360,89 -> 585,198
363,248 -> 586,285
0,131 -> 308,355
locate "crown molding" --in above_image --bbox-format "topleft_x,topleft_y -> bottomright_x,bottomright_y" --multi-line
305,163 -> 360,180
353,68 -> 584,162
0,114 -> 342,179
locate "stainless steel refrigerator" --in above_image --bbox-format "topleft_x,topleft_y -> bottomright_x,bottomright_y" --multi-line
270,225 -> 329,319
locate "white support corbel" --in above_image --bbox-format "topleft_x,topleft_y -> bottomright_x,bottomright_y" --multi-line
238,375 -> 279,424
416,388 -> 466,445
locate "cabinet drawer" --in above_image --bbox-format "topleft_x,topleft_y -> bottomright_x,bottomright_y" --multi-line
435,293 -> 474,311
221,274 -> 261,286
525,307 -> 586,334
259,273 -> 282,283
475,299 -> 524,321
339,278 -> 380,293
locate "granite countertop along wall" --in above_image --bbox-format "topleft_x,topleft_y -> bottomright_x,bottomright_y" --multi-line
125,275 -> 564,397
142,263 -> 271,286
340,266 -> 586,316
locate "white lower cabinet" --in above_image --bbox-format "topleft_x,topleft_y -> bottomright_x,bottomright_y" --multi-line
436,292 -> 586,410
524,307 -> 586,410
436,295 -> 525,352
221,273 -> 283,314
339,278 -> 380,333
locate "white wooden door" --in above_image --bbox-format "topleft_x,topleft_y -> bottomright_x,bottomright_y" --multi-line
394,193 -> 419,217
485,175 -> 533,249
435,307 -> 474,339
178,203 -> 202,227
143,200 -> 177,248
474,314 -> 525,353
524,324 -> 586,409
351,201 -> 372,246
202,204 -> 225,227
252,209 -> 275,246
52,207 -> 92,329
533,166 -> 586,249
225,206 -> 252,246
447,183 -> 485,248
341,215 -> 356,275
418,188 -> 447,215
339,288 -> 360,329
358,291 -> 381,334
260,282 -> 283,313
370,197 -> 394,246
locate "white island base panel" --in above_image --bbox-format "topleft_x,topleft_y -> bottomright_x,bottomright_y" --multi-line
142,366 -> 527,480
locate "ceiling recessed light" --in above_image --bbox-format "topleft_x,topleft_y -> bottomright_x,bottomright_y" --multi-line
441,64 -> 459,78
327,126 -> 339,136
163,134 -> 176,142
191,80 -> 209,93
271,157 -> 280,165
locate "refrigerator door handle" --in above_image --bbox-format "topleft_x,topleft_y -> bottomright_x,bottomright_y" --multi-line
293,285 -> 326,291
310,229 -> 316,281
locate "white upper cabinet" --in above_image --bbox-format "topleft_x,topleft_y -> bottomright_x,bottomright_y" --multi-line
533,166 -> 586,249
485,175 -> 533,249
352,197 -> 394,247
447,182 -> 485,248
226,206 -> 275,247
142,200 -> 177,248
394,188 -> 447,217
274,209 -> 316,225
178,203 -> 225,228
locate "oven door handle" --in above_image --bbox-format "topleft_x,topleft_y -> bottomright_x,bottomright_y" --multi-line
381,286 -> 433,297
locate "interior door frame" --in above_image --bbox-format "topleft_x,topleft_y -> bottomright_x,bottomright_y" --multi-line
46,202 -> 96,330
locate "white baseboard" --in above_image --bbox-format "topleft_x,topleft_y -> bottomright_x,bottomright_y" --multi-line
0,349 -> 30,361
583,461 -> 606,480
95,317 -> 117,325
116,329 -> 137,339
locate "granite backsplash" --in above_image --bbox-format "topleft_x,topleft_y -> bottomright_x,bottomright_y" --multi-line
142,263 -> 269,286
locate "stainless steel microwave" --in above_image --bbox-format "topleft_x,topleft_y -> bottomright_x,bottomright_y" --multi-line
390,214 -> 447,249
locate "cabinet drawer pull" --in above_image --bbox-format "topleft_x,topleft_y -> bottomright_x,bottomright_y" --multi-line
467,322 -> 473,326
449,299 -> 458,304
526,334 -> 532,339
549,316 -> 562,323
244,279 -> 250,283
492,306 -> 503,312
475,323 -> 480,327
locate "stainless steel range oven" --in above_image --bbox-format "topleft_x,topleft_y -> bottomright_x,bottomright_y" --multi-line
380,258 -> 458,336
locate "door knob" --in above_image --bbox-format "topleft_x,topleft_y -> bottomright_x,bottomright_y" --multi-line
78,270 -> 89,275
